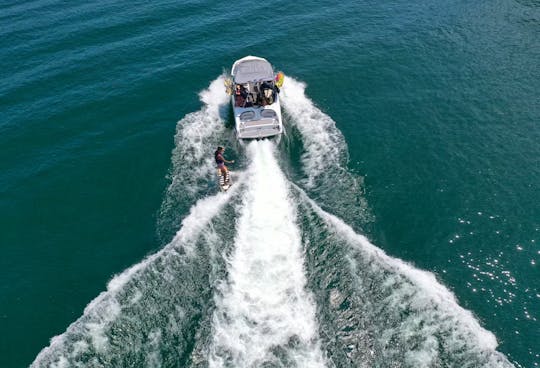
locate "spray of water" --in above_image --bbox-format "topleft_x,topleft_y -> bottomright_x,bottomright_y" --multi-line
207,141 -> 327,368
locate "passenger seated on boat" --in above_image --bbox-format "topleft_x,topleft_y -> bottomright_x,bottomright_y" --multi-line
260,81 -> 274,105
234,84 -> 247,107
263,88 -> 274,105
244,93 -> 254,107
252,92 -> 260,106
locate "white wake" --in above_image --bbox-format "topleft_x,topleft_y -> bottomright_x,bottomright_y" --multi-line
30,75 -> 515,368
280,77 -> 371,225
158,76 -> 231,239
280,77 -> 348,188
208,141 -> 327,368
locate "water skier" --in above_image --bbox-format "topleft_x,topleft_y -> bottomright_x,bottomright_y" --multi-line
215,146 -> 234,182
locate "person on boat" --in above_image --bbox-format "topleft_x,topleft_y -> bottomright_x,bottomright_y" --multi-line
234,84 -> 247,107
260,80 -> 275,105
215,146 -> 234,180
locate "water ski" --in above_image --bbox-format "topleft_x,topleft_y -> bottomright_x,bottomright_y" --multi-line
218,170 -> 232,192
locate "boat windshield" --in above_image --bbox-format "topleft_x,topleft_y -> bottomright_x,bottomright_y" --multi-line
233,59 -> 274,84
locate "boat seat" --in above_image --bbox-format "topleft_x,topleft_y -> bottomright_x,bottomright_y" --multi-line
261,109 -> 277,118
240,111 -> 256,121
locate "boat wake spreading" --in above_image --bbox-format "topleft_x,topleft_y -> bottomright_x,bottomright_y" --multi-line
280,77 -> 372,230
31,77 -> 514,368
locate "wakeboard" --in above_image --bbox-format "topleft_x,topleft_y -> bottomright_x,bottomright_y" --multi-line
218,170 -> 232,192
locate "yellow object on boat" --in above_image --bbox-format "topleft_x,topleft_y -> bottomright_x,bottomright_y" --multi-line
224,78 -> 233,95
275,72 -> 284,88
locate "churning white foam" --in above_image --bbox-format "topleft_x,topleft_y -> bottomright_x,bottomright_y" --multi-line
280,76 -> 371,225
166,75 -> 229,195
157,76 -> 231,240
208,141 -> 326,368
280,77 -> 347,188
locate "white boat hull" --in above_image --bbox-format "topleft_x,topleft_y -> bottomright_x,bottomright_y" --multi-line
232,99 -> 283,139
230,56 -> 283,139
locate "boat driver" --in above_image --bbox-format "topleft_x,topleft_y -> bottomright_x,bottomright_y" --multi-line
214,146 -> 234,181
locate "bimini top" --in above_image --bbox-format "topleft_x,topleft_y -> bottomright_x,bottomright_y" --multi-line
231,56 -> 274,84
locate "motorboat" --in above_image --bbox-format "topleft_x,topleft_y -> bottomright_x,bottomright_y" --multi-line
226,56 -> 284,139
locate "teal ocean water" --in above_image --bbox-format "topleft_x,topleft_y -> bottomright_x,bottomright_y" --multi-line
1,0 -> 539,367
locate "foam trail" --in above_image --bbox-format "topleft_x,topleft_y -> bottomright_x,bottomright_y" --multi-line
208,141 -> 327,368
280,77 -> 370,225
172,75 -> 230,186
293,183 -> 515,367
158,76 -> 230,241
31,171 -> 239,367
282,77 -> 513,367
280,77 -> 348,188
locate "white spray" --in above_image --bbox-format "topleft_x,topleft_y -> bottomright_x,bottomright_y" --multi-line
280,77 -> 347,188
167,76 -> 229,194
